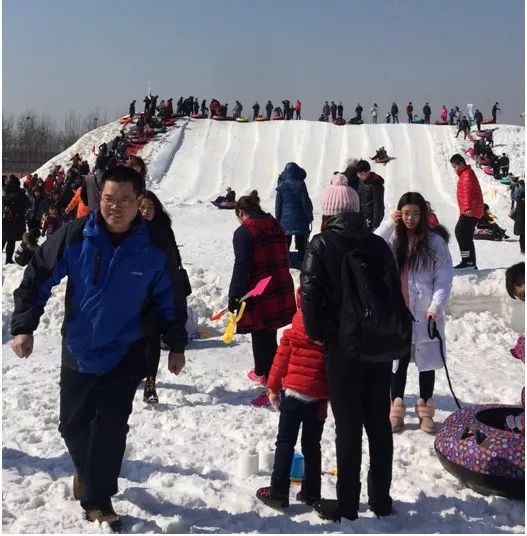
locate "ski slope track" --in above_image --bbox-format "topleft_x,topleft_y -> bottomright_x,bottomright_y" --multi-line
2,120 -> 525,533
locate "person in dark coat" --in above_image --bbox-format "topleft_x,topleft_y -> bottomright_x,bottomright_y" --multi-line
166,98 -> 174,116
330,101 -> 337,121
201,99 -> 207,115
355,103 -> 363,121
356,160 -> 385,230
301,180 -> 405,521
252,102 -> 260,121
282,100 -> 291,120
3,176 -> 31,263
139,189 -> 188,404
26,186 -> 49,232
323,101 -> 330,121
455,116 -> 471,139
337,102 -> 344,119
176,97 -> 184,114
228,191 -> 296,406
391,102 -> 399,123
129,100 -> 136,118
143,96 -> 150,113
266,101 -> 273,119
406,102 -> 414,123
474,109 -> 483,131
513,180 -> 525,253
492,102 -> 500,123
275,163 -> 314,263
193,98 -> 199,115
343,159 -> 360,192
423,102 -> 431,124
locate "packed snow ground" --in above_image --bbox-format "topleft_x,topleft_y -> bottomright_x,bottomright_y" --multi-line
2,121 -> 525,533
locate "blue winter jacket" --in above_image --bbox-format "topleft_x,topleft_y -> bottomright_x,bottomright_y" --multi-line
11,211 -> 188,375
275,163 -> 313,235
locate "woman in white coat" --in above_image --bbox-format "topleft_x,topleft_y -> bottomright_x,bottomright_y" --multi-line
376,192 -> 453,434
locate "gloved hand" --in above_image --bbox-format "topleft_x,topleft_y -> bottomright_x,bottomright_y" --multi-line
228,296 -> 240,313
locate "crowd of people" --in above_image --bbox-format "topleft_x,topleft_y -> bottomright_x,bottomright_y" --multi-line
129,95 -> 503,126
4,114 -> 524,531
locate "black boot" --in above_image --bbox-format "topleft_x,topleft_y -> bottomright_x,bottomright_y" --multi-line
256,485 -> 289,509
454,259 -> 477,270
143,375 -> 158,404
296,489 -> 320,506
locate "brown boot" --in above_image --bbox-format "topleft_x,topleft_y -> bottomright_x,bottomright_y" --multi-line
73,469 -> 84,501
389,397 -> 406,433
84,500 -> 122,533
416,398 -> 436,434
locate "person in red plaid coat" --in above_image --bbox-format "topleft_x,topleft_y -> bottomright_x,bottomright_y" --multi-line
256,288 -> 328,510
228,191 -> 296,406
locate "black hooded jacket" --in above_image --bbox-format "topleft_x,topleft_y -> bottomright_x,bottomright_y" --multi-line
301,212 -> 398,344
358,172 -> 385,230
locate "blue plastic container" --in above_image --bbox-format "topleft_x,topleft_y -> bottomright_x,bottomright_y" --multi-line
290,452 -> 304,482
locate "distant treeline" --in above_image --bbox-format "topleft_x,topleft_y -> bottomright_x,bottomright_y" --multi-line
2,109 -> 112,175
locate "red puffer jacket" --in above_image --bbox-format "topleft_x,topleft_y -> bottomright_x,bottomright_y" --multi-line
267,290 -> 329,400
456,165 -> 484,219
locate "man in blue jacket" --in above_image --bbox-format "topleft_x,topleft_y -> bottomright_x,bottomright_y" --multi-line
10,166 -> 188,532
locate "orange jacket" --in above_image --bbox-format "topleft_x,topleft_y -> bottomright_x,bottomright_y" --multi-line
66,187 -> 90,218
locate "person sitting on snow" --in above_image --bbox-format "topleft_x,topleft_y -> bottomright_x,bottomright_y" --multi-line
476,203 -> 509,240
273,107 -> 283,118
427,201 -> 439,228
505,262 -> 525,432
212,187 -> 236,206
371,147 -> 388,161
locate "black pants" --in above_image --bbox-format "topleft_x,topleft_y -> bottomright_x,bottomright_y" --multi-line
455,215 -> 478,264
266,111 -> 272,119
145,332 -> 161,377
271,394 -> 325,499
408,114 -> 413,123
326,343 -> 393,518
392,113 -> 399,123
58,341 -> 145,509
476,121 -> 481,131
287,234 -> 308,263
391,350 -> 435,401
2,240 -> 16,262
295,110 -> 301,120
492,113 -> 497,123
424,115 -> 430,124
251,329 -> 277,378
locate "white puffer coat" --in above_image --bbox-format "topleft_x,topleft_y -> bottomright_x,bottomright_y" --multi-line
376,220 -> 453,371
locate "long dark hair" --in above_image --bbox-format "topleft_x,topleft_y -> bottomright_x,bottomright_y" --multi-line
235,190 -> 261,217
394,192 -> 433,272
143,190 -> 172,228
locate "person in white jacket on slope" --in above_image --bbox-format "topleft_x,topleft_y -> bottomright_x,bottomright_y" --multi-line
376,192 -> 453,434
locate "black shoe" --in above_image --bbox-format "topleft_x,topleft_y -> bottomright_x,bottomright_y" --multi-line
369,500 -> 394,518
84,499 -> 122,533
296,490 -> 320,506
256,486 -> 289,509
143,376 -> 158,404
454,260 -> 477,270
313,498 -> 358,522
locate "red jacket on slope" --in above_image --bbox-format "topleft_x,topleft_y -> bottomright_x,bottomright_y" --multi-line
267,289 -> 329,400
456,164 -> 484,219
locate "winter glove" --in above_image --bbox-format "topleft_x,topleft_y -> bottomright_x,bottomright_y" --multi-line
228,296 -> 240,314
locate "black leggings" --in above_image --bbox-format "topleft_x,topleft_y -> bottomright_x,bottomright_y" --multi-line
2,240 -> 16,262
145,332 -> 161,378
391,351 -> 435,402
251,329 -> 277,378
287,234 -> 308,262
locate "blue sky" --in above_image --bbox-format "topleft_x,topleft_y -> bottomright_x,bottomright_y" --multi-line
3,0 -> 525,124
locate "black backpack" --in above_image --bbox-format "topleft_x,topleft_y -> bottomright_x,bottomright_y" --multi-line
326,232 -> 413,362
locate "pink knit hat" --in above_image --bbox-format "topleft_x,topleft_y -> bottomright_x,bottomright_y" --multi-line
321,174 -> 360,216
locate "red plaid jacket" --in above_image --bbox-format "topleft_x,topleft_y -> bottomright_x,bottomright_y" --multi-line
232,214 -> 296,333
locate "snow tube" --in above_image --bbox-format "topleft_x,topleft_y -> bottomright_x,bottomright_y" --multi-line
412,118 -> 425,124
126,145 -> 142,157
130,138 -> 148,145
483,167 -> 494,176
191,114 -> 207,119
501,177 -> 512,185
236,117 -> 249,123
465,148 -> 475,158
482,117 -> 495,125
373,155 -> 390,164
333,118 -> 346,126
479,157 -> 492,166
255,116 -> 269,122
475,130 -> 491,137
211,200 -> 236,210
272,115 -> 284,120
163,118 -> 176,126
435,405 -> 524,499
474,228 -> 500,241
154,126 -> 167,134
435,120 -> 449,125
119,115 -> 133,125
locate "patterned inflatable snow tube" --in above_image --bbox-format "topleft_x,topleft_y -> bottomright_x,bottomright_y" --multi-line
435,120 -> 449,125
435,404 -> 524,499
255,116 -> 269,122
479,157 -> 492,166
191,114 -> 208,119
119,115 -> 134,125
483,167 -> 494,176
482,117 -> 495,125
412,118 -> 425,124
465,148 -> 475,158
333,118 -> 346,126
235,117 -> 249,123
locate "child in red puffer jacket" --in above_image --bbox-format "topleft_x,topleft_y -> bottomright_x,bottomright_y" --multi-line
256,288 -> 329,511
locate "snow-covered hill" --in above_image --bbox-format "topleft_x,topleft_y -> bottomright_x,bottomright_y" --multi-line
2,120 -> 525,533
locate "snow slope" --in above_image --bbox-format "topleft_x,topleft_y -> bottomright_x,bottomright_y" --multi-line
2,121 -> 525,533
